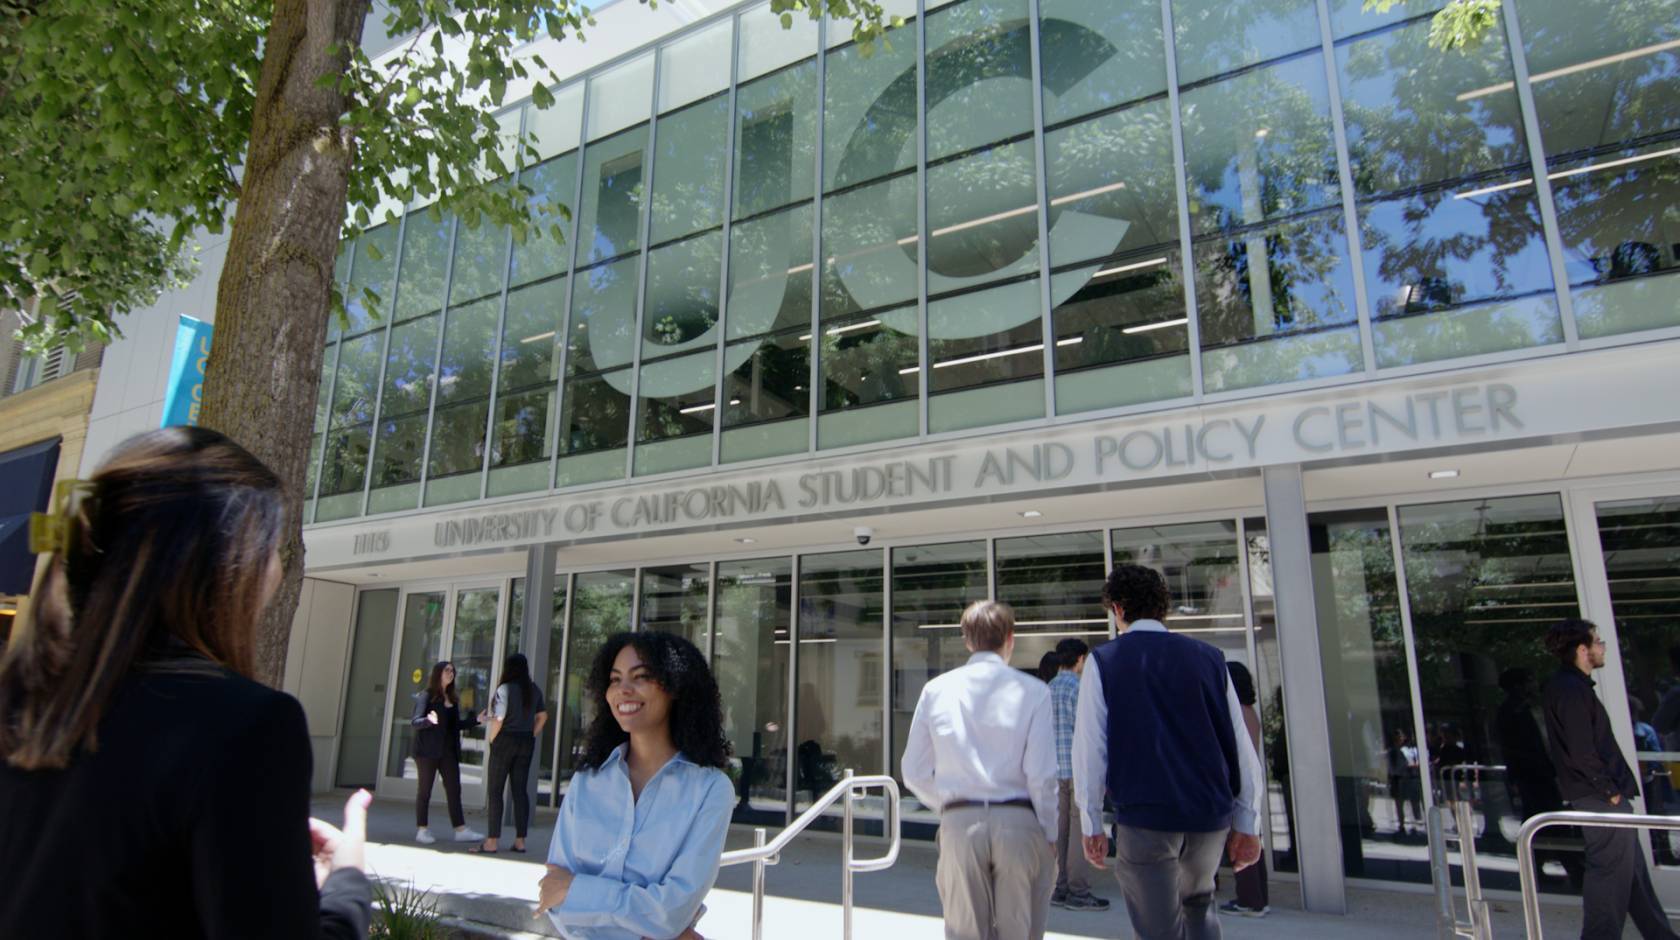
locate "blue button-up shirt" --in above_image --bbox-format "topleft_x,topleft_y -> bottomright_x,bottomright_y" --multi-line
546,745 -> 735,939
1050,670 -> 1079,780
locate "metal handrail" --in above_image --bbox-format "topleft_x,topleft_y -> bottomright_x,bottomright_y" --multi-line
1518,809 -> 1680,940
719,769 -> 903,940
1430,764 -> 1507,940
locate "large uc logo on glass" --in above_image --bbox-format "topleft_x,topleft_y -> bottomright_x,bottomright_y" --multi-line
589,10 -> 1127,397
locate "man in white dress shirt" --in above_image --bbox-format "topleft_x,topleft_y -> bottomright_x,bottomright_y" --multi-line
1073,564 -> 1264,940
902,600 -> 1059,940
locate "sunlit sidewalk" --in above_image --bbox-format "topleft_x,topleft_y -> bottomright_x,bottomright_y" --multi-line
321,794 -> 1587,939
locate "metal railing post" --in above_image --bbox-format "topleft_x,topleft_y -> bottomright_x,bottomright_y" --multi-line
1428,805 -> 1457,940
751,827 -> 767,940
842,768 -> 855,940
1519,810 -> 1680,940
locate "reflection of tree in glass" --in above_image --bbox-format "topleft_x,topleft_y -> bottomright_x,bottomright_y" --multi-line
822,321 -> 919,409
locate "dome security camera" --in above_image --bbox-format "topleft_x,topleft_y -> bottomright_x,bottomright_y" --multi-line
854,526 -> 874,546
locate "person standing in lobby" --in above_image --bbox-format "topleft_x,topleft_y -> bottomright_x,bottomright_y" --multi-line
902,601 -> 1059,940
1050,638 -> 1109,912
1542,619 -> 1679,940
1074,564 -> 1263,940
472,652 -> 548,854
411,661 -> 485,846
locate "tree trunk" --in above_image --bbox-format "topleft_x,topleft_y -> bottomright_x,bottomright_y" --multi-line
200,0 -> 371,688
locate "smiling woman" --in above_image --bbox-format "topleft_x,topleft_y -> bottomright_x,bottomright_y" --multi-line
537,632 -> 734,940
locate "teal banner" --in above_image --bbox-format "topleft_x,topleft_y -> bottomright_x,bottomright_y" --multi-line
162,315 -> 213,427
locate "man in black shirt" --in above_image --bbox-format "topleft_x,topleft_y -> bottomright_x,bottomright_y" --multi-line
1542,618 -> 1679,940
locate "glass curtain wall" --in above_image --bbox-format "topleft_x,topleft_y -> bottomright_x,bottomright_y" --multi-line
713,557 -> 795,824
307,0 -> 1679,525
795,550 -> 886,831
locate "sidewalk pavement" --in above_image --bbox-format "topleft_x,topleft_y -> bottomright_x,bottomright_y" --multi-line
321,794 -> 1587,939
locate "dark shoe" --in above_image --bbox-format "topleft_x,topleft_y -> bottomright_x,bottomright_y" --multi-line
509,844 -> 528,853
1062,894 -> 1110,912
1219,900 -> 1269,917
467,842 -> 497,854
1050,892 -> 1069,909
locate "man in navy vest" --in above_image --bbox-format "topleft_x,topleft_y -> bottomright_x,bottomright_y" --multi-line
1072,564 -> 1263,940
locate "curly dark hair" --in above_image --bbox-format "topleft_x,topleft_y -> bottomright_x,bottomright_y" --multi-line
1103,563 -> 1170,623
578,631 -> 730,772
1544,618 -> 1598,666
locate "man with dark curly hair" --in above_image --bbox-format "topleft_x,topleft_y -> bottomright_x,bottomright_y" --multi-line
1072,564 -> 1263,940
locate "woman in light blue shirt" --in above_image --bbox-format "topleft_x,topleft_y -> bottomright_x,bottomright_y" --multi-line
535,631 -> 734,940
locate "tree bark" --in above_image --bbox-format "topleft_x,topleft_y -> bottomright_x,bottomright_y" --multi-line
200,0 -> 371,688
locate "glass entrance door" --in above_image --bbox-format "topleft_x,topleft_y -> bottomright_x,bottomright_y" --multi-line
1575,488 -> 1680,891
379,582 -> 508,806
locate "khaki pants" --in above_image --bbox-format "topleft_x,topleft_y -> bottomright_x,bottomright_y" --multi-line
1055,779 -> 1092,898
936,804 -> 1055,940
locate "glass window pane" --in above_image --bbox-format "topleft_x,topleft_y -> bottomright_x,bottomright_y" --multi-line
587,53 -> 655,142
1362,183 -> 1562,367
320,425 -> 371,498
1326,0 -> 1413,39
1302,509 -> 1423,882
796,550 -> 886,813
435,297 -> 499,405
393,211 -> 454,322
889,541 -> 989,822
926,139 -> 1039,291
821,310 -> 920,412
1337,19 -> 1530,199
567,256 -> 640,376
723,333 -> 811,428
1400,494 -> 1582,894
1514,0 -> 1679,155
490,387 -> 555,471
928,278 -> 1043,393
449,214 -> 510,306
378,315 -> 439,420
1193,211 -> 1359,358
330,332 -> 383,429
1552,148 -> 1680,339
1171,0 -> 1320,86
1051,257 -> 1189,377
822,174 -> 919,319
729,204 -> 815,339
346,223 -> 400,334
1039,0 -> 1167,124
650,96 -> 731,244
739,2 -> 819,81
735,61 -> 819,218
510,152 -> 580,289
994,530 -> 1107,636
1181,54 -> 1339,235
659,19 -> 733,113
824,30 -> 919,191
449,588 -> 501,778
713,556 -> 794,824
386,592 -> 446,779
1046,101 -> 1180,269
640,563 -> 711,646
427,399 -> 491,479
560,369 -> 632,455
1597,496 -> 1680,869
637,351 -> 718,443
527,82 -> 585,161
577,126 -> 649,264
500,279 -> 566,393
925,0 -> 1033,161
644,232 -> 723,357
558,571 -> 636,785
1111,521 -> 1245,637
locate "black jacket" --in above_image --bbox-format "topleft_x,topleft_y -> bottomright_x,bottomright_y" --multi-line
411,690 -> 478,760
1542,666 -> 1639,803
0,660 -> 370,938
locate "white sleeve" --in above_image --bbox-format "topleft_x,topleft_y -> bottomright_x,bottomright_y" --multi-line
1227,676 -> 1263,836
900,686 -> 939,811
1024,686 -> 1059,844
491,685 -> 508,721
1072,662 -> 1108,837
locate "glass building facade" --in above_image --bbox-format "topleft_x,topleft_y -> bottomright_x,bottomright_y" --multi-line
304,0 -> 1680,525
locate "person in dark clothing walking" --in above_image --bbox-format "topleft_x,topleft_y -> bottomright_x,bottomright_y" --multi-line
471,653 -> 548,854
413,660 -> 484,845
0,427 -> 371,938
1542,618 -> 1679,940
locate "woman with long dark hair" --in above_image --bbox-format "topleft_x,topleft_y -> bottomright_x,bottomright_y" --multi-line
471,652 -> 548,854
0,427 -> 371,937
535,632 -> 733,939
411,659 -> 483,845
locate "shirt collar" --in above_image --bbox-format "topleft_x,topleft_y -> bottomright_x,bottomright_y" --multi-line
968,651 -> 1006,667
1560,666 -> 1596,687
601,742 -> 695,773
1126,618 -> 1168,633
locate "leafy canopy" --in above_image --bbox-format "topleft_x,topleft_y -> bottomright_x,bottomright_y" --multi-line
0,0 -> 892,352
1363,0 -> 1504,51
